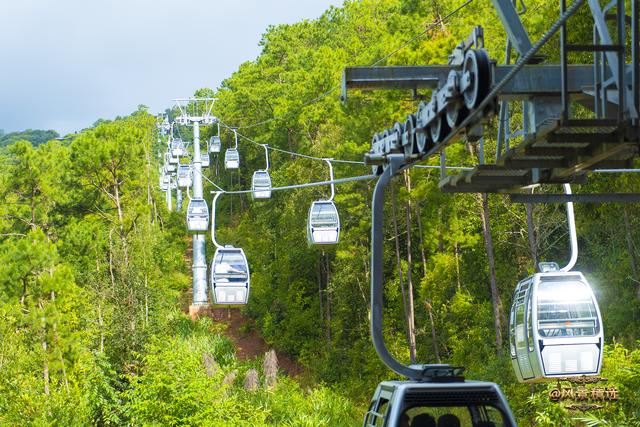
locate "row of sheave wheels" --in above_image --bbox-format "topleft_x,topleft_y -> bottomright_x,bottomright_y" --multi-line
370,49 -> 491,175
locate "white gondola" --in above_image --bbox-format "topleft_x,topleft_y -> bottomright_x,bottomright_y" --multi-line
509,184 -> 604,382
177,165 -> 192,188
509,265 -> 603,382
186,198 -> 209,232
201,152 -> 210,168
211,246 -> 250,305
307,201 -> 340,244
251,144 -> 271,199
163,163 -> 175,174
364,377 -> 516,427
225,149 -> 239,169
252,170 -> 272,199
307,159 -> 340,245
209,192 -> 250,305
209,136 -> 221,153
224,128 -> 240,169
171,138 -> 184,157
160,174 -> 169,191
164,153 -> 177,171
209,122 -> 222,153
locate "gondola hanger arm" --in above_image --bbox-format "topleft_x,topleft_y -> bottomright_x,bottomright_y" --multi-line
210,191 -> 223,249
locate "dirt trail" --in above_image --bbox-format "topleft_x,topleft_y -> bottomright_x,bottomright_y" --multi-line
182,236 -> 306,378
207,308 -> 305,378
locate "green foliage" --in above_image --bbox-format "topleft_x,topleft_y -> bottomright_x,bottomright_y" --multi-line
0,1 -> 639,425
0,129 -> 59,148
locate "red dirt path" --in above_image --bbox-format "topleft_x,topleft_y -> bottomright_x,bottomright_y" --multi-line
182,237 -> 305,378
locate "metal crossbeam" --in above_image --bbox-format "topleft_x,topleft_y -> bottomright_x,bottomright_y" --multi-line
490,0 -> 533,55
509,193 -> 640,203
343,65 -> 600,101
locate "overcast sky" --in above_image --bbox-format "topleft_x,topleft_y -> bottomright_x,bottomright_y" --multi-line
0,0 -> 342,135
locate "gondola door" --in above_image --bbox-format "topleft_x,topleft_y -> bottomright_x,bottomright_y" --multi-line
513,280 -> 534,380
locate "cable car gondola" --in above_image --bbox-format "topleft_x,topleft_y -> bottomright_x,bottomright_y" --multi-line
252,170 -> 272,199
509,184 -> 604,382
177,165 -> 193,188
201,152 -> 210,168
225,129 -> 240,169
251,144 -> 272,199
209,192 -> 250,305
211,246 -> 250,305
186,198 -> 209,232
364,375 -> 516,427
307,159 -> 340,245
509,265 -> 603,382
160,174 -> 169,191
224,149 -> 239,169
209,136 -> 221,153
171,138 -> 184,157
209,123 -> 222,153
363,158 -> 517,427
164,153 -> 177,171
307,201 -> 340,244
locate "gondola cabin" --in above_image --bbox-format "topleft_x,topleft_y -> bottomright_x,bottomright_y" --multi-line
164,153 -> 177,171
201,152 -> 210,168
177,165 -> 193,188
210,246 -> 250,305
160,174 -> 169,191
225,148 -> 240,169
209,136 -> 221,153
363,374 -> 516,427
509,265 -> 603,383
163,163 -> 175,174
307,201 -> 340,245
186,198 -> 209,232
251,170 -> 272,199
171,140 -> 184,157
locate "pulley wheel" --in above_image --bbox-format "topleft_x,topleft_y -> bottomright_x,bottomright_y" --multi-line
462,49 -> 491,110
404,114 -> 418,157
446,103 -> 468,128
393,121 -> 404,151
415,101 -> 430,153
370,133 -> 383,175
430,113 -> 451,143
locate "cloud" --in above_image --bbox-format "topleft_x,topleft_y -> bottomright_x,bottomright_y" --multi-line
0,0 -> 341,134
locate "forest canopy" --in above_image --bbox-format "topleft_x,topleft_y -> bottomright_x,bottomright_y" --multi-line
0,0 -> 639,425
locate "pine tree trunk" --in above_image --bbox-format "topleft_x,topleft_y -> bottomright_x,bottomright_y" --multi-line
317,255 -> 323,325
478,193 -> 503,355
39,301 -> 50,396
622,206 -> 640,300
415,201 -> 428,277
324,252 -> 332,344
525,201 -> 538,268
403,172 -> 417,364
391,185 -> 411,352
424,299 -> 441,363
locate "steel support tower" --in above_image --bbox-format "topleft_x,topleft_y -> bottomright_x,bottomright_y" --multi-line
343,0 -> 640,197
175,98 -> 216,308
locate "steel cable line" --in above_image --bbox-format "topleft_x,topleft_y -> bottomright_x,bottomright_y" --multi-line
227,0 -> 476,130
218,121 -> 473,170
211,174 -> 377,195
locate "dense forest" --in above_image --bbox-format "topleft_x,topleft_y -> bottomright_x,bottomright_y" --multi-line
0,129 -> 60,148
1,0 -> 639,425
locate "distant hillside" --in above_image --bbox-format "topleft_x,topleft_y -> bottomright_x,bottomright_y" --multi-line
0,129 -> 59,147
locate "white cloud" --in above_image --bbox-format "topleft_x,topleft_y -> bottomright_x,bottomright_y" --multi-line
0,0 -> 342,134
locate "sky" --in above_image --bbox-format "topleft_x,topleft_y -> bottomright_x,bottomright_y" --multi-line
0,0 -> 342,135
